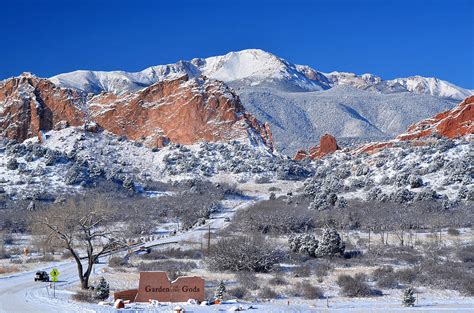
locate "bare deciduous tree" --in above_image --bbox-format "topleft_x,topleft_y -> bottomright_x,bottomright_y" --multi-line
35,200 -> 125,289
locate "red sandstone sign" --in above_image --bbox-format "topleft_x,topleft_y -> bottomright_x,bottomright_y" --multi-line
114,272 -> 205,303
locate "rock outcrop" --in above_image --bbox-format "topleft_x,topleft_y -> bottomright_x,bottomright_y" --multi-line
357,96 -> 473,154
397,95 -> 473,141
0,73 -> 86,142
294,134 -> 339,160
0,73 -> 273,149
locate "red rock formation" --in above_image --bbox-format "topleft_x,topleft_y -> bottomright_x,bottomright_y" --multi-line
397,95 -> 473,141
356,96 -> 474,154
0,74 -> 273,149
0,73 -> 86,142
294,134 -> 339,160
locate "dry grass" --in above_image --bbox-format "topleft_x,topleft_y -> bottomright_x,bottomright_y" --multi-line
0,266 -> 19,275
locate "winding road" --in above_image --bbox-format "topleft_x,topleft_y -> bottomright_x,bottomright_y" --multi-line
0,196 -> 258,313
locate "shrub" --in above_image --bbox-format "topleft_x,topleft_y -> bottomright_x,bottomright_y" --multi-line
394,268 -> 418,284
255,176 -> 272,184
258,287 -> 278,299
376,274 -> 399,289
141,248 -> 203,260
108,256 -> 128,268
457,245 -> 474,263
447,228 -> 460,236
294,281 -> 324,299
372,265 -> 394,281
268,275 -> 288,286
0,251 -> 11,259
167,270 -> 185,281
293,264 -> 312,278
314,262 -> 333,278
137,260 -> 197,272
228,286 -> 248,299
6,158 -> 18,170
337,274 -> 381,297
236,271 -> 259,290
72,290 -> 95,303
207,235 -> 281,272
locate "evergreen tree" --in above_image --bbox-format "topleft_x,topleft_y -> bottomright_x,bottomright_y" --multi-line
315,227 -> 345,257
214,280 -> 226,300
288,234 -> 318,257
402,287 -> 416,307
95,277 -> 110,300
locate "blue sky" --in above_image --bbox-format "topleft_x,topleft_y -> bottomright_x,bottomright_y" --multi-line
1,0 -> 473,88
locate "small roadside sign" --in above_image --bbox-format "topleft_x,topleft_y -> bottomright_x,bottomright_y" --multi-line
50,268 -> 59,282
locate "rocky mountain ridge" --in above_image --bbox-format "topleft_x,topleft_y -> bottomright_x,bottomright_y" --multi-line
50,49 -> 473,100
45,49 -> 472,153
0,73 -> 273,149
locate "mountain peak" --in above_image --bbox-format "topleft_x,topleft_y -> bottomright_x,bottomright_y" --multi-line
48,49 -> 472,100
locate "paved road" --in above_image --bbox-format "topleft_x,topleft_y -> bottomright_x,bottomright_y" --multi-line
0,196 -> 258,313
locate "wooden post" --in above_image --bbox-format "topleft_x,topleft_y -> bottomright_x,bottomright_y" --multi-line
326,295 -> 329,308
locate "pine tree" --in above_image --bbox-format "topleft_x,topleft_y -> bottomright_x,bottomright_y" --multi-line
214,280 -> 226,300
95,277 -> 110,300
315,227 -> 345,257
402,287 -> 416,307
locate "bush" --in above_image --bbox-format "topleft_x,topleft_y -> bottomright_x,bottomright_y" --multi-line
258,287 -> 279,299
293,264 -> 312,277
377,275 -> 399,289
137,260 -> 197,272
167,270 -> 185,281
141,248 -> 203,260
294,281 -> 324,299
207,236 -> 281,272
268,275 -> 288,286
447,228 -> 460,236
72,290 -> 95,303
108,256 -> 128,268
228,286 -> 248,299
0,251 -> 11,259
394,268 -> 418,284
337,274 -> 381,297
314,262 -> 333,278
236,271 -> 259,290
457,245 -> 474,263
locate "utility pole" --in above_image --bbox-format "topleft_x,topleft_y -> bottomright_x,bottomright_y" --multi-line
207,224 -> 211,254
368,229 -> 371,252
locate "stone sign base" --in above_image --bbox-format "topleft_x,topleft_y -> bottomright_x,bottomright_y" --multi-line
114,272 -> 205,303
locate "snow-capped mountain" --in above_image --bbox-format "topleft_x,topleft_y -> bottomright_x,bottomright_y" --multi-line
50,49 -> 331,94
50,49 -> 472,100
46,49 -> 473,153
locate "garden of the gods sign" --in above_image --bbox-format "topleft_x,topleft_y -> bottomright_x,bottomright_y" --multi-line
114,272 -> 205,302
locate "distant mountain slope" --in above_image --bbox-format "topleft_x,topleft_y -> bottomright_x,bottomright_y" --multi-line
234,84 -> 456,153
48,49 -> 472,153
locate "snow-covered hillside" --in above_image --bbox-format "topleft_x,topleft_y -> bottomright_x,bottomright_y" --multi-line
0,126 -> 471,205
